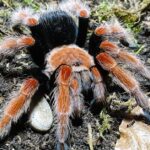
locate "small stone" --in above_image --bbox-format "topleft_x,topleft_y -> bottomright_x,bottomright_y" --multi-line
147,58 -> 150,64
29,96 -> 53,132
0,96 -> 4,104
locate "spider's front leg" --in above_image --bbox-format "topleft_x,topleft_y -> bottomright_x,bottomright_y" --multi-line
90,66 -> 106,112
96,52 -> 150,111
100,40 -> 150,80
54,65 -> 72,149
0,78 -> 39,138
89,20 -> 138,58
71,78 -> 83,119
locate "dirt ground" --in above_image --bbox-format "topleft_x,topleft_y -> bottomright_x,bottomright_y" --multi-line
0,0 -> 150,150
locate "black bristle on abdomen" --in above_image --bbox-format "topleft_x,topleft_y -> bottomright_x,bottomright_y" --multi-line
28,10 -> 78,68
76,17 -> 89,47
89,33 -> 106,57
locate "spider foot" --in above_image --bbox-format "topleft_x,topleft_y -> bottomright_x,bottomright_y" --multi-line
55,142 -> 70,150
90,99 -> 105,114
71,115 -> 83,126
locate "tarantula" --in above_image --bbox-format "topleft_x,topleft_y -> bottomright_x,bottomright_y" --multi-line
0,0 -> 150,149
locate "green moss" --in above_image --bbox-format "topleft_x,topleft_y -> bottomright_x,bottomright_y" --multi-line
23,0 -> 40,10
113,7 -> 138,23
91,1 -> 114,23
96,109 -> 113,140
91,0 -> 150,34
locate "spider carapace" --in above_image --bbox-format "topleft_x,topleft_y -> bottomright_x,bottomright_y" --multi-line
0,0 -> 150,150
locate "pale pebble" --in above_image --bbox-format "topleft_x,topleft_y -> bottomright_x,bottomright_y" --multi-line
29,96 -> 53,132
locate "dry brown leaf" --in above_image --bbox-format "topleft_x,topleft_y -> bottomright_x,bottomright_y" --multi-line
115,106 -> 150,150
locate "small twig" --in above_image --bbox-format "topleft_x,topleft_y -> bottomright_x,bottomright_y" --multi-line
1,0 -> 13,8
134,45 -> 145,54
87,123 -> 94,150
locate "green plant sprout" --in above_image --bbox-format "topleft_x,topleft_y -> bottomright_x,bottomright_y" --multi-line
96,109 -> 113,140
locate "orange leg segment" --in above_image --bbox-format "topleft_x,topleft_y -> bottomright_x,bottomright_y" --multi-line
0,78 -> 39,138
12,8 -> 39,26
96,52 -> 150,111
99,40 -> 150,80
0,36 -> 35,55
55,65 -> 72,143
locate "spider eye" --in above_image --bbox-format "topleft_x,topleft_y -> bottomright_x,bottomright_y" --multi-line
73,62 -> 81,66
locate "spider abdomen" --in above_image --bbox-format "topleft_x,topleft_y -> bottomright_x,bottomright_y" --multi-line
28,10 -> 78,68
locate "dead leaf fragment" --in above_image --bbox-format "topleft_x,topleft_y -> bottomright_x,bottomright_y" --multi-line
115,107 -> 150,150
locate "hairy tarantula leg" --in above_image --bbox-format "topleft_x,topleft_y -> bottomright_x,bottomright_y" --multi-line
76,14 -> 89,47
0,36 -> 35,55
89,25 -> 109,57
60,0 -> 90,18
55,65 -> 72,144
95,20 -> 137,48
89,21 -> 138,56
75,0 -> 90,47
71,78 -> 83,118
100,40 -> 150,80
96,52 -> 150,111
61,0 -> 90,47
11,8 -> 39,26
90,66 -> 106,104
108,20 -> 138,48
0,78 -> 39,138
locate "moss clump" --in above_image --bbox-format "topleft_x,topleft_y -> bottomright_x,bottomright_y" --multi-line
23,0 -> 40,10
91,1 -> 114,23
91,0 -> 150,34
96,109 -> 113,140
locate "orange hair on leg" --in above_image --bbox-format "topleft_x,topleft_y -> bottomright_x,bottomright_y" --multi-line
17,36 -> 35,47
11,8 -> 39,26
96,52 -> 150,110
95,26 -> 109,35
99,40 -> 120,54
100,41 -> 150,80
55,65 -> 72,143
0,36 -> 35,55
60,0 -> 90,18
0,78 -> 39,138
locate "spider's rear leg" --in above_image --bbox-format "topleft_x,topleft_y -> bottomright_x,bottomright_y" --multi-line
96,52 -> 150,112
54,65 -> 72,148
61,0 -> 90,47
0,78 -> 39,138
0,36 -> 35,56
100,40 -> 150,80
11,8 -> 39,26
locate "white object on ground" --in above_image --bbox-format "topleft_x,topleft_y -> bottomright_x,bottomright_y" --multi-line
115,106 -> 150,150
29,96 -> 53,132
